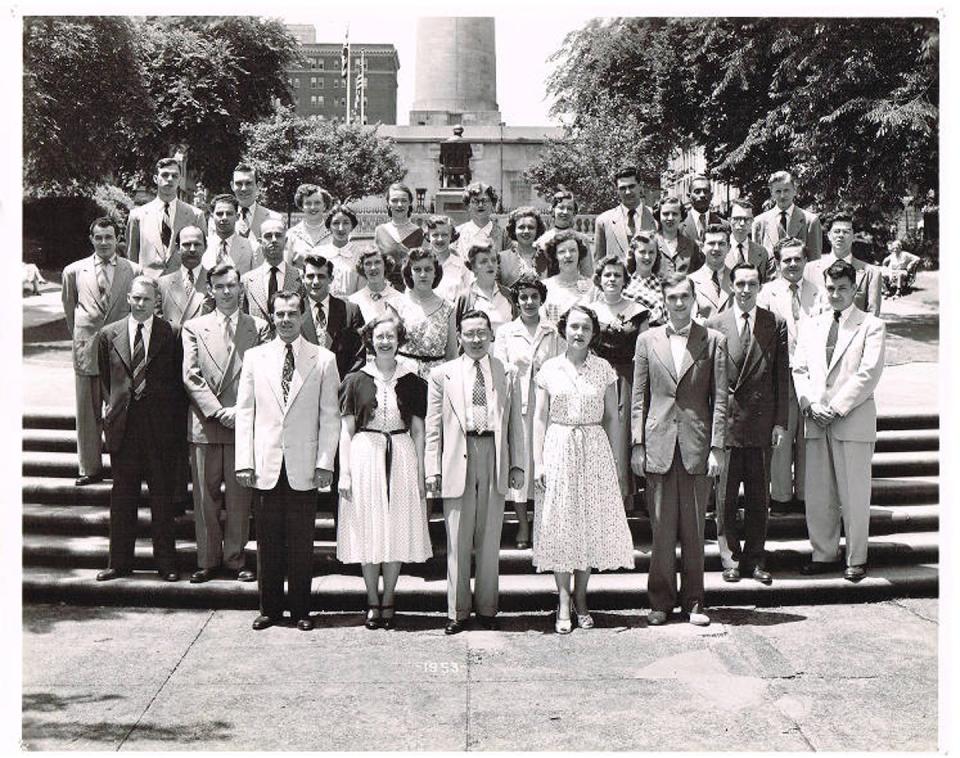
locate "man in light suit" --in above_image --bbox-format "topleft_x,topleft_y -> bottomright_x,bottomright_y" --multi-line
301,254 -> 365,379
126,157 -> 205,279
95,276 -> 184,582
706,263 -> 789,585
679,175 -> 726,247
793,260 -> 886,582
241,218 -> 303,329
631,273 -> 727,626
425,310 -> 526,635
61,217 -> 140,486
688,223 -> 734,321
208,163 -> 282,244
593,165 -> 657,264
202,194 -> 257,275
804,211 -> 882,316
726,199 -> 774,282
751,170 -> 823,261
235,289 -> 341,631
758,237 -> 823,512
182,263 -> 268,584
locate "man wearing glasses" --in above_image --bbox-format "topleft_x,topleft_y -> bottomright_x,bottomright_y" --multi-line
726,200 -> 774,283
456,182 -> 509,258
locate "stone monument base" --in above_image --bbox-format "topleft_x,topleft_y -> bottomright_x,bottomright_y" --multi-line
433,189 -> 469,224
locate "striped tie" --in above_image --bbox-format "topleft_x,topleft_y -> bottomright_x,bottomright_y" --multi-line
281,343 -> 294,404
96,260 -> 110,311
161,202 -> 172,249
132,323 -> 146,400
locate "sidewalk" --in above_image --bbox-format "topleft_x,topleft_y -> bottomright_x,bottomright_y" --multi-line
21,600 -> 938,751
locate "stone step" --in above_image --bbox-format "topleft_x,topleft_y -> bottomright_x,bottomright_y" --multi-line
22,530 -> 940,577
21,502 -> 940,542
21,449 -> 941,481
21,562 -> 939,612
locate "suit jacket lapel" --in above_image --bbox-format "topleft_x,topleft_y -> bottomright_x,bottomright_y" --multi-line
145,320 -> 165,368
651,327 -> 678,384
264,340 -> 285,408
183,268 -> 207,322
724,309 -> 746,372
284,340 -> 317,411
301,299 -> 319,344
112,323 -> 132,373
249,270 -> 268,316
828,308 -> 864,373
612,215 -> 630,254
145,201 -> 165,259
446,359 -> 467,430
104,260 -> 129,314
739,310 -> 772,387
678,323 -> 706,384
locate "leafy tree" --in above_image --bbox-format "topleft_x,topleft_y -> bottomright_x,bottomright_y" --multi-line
241,107 -> 406,215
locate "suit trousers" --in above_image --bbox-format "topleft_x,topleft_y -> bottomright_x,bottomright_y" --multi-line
645,447 -> 712,613
716,446 -> 771,570
804,433 -> 874,567
770,389 -> 806,502
107,400 -> 177,573
75,373 -> 103,477
255,464 -> 317,621
443,435 -> 504,620
190,442 -> 252,570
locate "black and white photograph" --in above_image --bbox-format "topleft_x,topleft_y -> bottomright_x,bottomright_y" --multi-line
6,0 -> 955,751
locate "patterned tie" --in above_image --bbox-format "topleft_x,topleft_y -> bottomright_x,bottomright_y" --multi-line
96,259 -> 110,311
281,343 -> 294,404
218,239 -> 228,265
161,202 -> 172,249
741,311 -> 752,357
825,310 -> 841,364
238,207 -> 250,238
268,266 -> 279,304
711,269 -> 721,297
132,323 -> 146,400
223,313 -> 234,344
779,210 -> 789,239
627,208 -> 636,240
186,267 -> 195,290
789,282 -> 801,322
472,360 -> 488,433
315,302 -> 326,331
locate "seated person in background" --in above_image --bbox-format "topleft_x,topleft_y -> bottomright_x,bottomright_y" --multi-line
880,240 -> 921,298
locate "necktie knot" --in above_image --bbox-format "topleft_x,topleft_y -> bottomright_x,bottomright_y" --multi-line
187,267 -> 195,285
833,309 -> 842,322
789,282 -> 798,292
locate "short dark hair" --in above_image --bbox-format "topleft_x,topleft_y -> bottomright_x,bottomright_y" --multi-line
294,183 -> 333,211
626,232 -> 660,275
593,254 -> 632,289
773,236 -> 806,261
703,222 -> 730,242
730,198 -> 754,213
89,216 -> 121,237
462,181 -> 498,207
660,272 -> 695,296
402,247 -> 443,289
303,254 -> 334,277
155,157 -> 181,173
613,165 -> 640,184
385,182 -> 414,216
464,241 -> 497,271
232,163 -> 258,182
506,206 -> 546,241
826,210 -> 856,231
176,224 -> 206,245
728,261 -> 760,283
210,193 -> 239,212
458,308 -> 492,333
824,259 -> 857,286
556,304 -> 602,349
550,188 -> 579,214
690,174 -> 712,189
509,273 -> 547,304
355,246 -> 387,278
325,203 -> 359,231
424,214 -> 460,242
543,229 -> 589,266
268,288 -> 305,316
360,309 -> 408,352
207,263 -> 240,283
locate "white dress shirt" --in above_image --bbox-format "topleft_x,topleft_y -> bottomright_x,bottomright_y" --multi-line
203,233 -> 240,270
182,264 -> 201,289
128,315 -> 154,356
666,322 -> 690,375
733,302 -> 756,336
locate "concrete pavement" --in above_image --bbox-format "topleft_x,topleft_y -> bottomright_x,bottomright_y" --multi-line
21,599 -> 938,751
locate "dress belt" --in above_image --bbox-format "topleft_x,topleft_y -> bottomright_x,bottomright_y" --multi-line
356,427 -> 409,503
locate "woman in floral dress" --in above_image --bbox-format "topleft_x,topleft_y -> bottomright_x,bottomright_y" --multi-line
532,305 -> 634,634
394,247 -> 458,379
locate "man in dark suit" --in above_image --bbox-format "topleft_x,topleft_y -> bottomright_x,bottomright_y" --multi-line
182,263 -> 268,584
95,276 -> 184,582
679,175 -> 726,247
706,263 -> 789,585
301,254 -> 364,377
631,273 -> 728,626
726,199 -> 774,282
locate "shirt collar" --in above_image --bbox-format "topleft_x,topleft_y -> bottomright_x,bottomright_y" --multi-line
264,260 -> 286,274
778,204 -> 796,218
129,314 -> 154,334
665,320 -> 691,337
182,263 -> 200,278
220,308 -> 239,327
95,254 -> 117,266
277,334 -> 303,356
462,353 -> 491,371
835,302 -> 857,324
310,293 -> 331,312
733,302 -> 756,320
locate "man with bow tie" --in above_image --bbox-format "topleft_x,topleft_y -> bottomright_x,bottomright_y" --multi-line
752,170 -> 823,262
61,217 -> 141,486
235,289 -> 341,631
631,273 -> 728,626
792,259 -> 886,583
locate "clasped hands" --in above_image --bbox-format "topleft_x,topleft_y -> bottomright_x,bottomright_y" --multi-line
806,402 -> 837,428
236,468 -> 333,490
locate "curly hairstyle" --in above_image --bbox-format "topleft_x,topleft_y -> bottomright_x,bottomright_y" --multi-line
505,206 -> 546,241
360,308 -> 408,353
593,255 -> 632,290
402,247 -> 443,289
542,228 -> 589,268
556,304 -> 602,349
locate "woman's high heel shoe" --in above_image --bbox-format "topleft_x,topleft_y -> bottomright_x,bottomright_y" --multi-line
380,605 -> 396,631
555,603 -> 572,634
365,604 -> 381,630
571,599 -> 594,630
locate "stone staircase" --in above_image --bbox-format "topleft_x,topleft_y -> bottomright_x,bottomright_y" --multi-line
22,408 -> 939,612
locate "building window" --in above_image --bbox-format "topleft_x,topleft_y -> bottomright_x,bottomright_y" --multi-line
317,79 -> 324,90
317,59 -> 325,70
310,77 -> 319,89
310,95 -> 318,106
318,95 -> 324,106
334,78 -> 339,89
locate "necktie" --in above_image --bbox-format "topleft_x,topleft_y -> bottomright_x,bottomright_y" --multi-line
186,267 -> 195,289
472,360 -> 488,433
223,313 -> 234,344
700,213 -> 708,241
218,239 -> 228,265
268,266 -> 279,304
779,210 -> 789,238
281,343 -> 294,403
161,202 -> 172,249
315,302 -> 326,331
132,323 -> 146,400
741,311 -> 752,356
96,260 -> 110,310
825,310 -> 841,364
789,282 -> 801,321
711,269 -> 721,296
238,207 -> 250,237
627,208 -> 636,240
737,242 -> 745,264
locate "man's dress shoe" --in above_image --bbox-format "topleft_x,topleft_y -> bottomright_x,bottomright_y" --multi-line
297,617 -> 315,631
647,610 -> 669,626
96,568 -> 129,582
236,569 -> 256,582
683,604 -> 710,626
75,473 -> 104,487
444,619 -> 464,635
252,615 -> 277,630
161,571 -> 179,582
190,568 -> 215,584
722,567 -> 741,582
752,567 -> 773,585
843,565 -> 867,582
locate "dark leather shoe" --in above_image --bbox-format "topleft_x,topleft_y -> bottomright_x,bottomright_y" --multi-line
722,567 -> 741,582
843,565 -> 867,582
252,615 -> 277,630
96,568 -> 129,582
752,567 -> 773,585
161,571 -> 179,582
190,568 -> 215,584
297,617 -> 314,631
75,473 -> 104,486
444,619 -> 464,635
236,569 -> 256,582
476,614 -> 498,630
380,606 -> 396,631
800,561 -> 839,575
647,610 -> 668,626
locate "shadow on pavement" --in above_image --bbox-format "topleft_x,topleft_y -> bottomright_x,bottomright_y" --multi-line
708,607 -> 808,626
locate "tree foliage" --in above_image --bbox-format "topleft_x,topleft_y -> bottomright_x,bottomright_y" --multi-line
241,107 -> 406,213
528,18 -> 939,222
